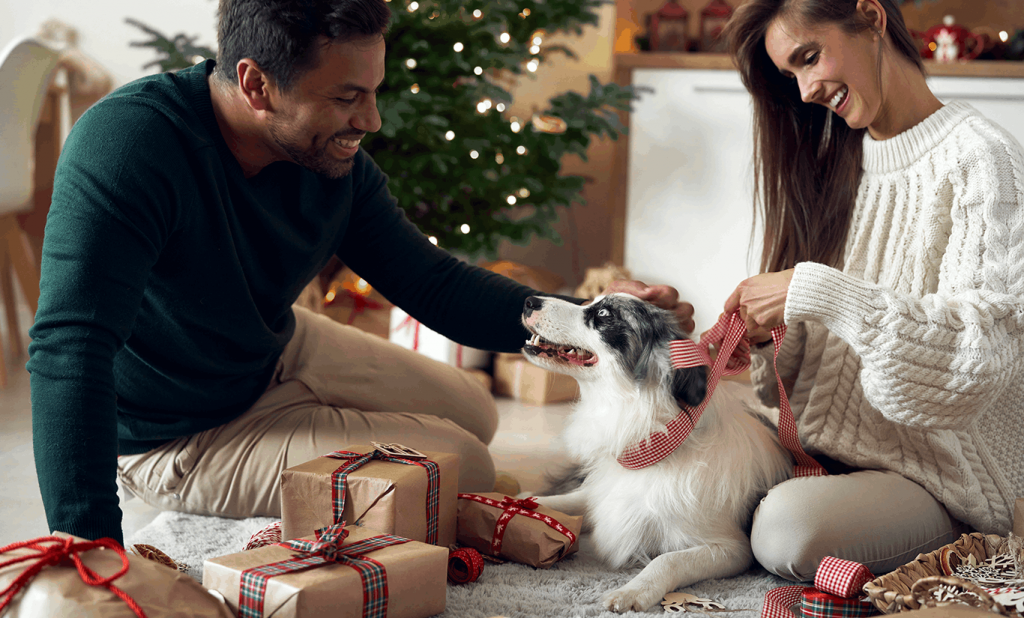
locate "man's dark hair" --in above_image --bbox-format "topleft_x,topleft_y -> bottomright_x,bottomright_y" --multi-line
215,0 -> 391,91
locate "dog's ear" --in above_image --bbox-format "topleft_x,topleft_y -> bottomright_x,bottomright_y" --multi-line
671,365 -> 708,408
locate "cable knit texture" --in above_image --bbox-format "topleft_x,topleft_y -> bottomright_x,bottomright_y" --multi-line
751,101 -> 1024,534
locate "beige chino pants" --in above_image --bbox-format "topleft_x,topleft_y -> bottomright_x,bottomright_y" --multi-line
117,306 -> 498,519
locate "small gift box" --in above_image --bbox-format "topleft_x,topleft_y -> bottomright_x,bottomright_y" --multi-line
456,492 -> 582,569
322,274 -> 393,339
492,353 -> 579,405
0,532 -> 232,617
203,523 -> 447,618
388,307 -> 490,369
764,556 -> 878,618
280,443 -> 458,547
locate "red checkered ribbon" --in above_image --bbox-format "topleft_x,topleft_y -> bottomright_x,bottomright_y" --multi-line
238,522 -> 410,618
0,536 -> 147,618
457,494 -> 578,555
324,448 -> 441,545
617,310 -> 827,477
762,557 -> 877,618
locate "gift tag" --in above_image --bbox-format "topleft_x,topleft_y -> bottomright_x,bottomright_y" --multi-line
371,441 -> 427,460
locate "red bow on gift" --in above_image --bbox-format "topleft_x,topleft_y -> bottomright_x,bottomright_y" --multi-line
0,536 -> 147,617
498,496 -> 539,510
337,289 -> 384,325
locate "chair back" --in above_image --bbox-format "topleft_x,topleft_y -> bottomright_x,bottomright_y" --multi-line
0,36 -> 61,215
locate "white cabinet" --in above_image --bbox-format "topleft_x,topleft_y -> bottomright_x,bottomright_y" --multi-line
624,67 -> 1024,334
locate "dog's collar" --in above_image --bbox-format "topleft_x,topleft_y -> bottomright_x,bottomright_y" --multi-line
615,310 -> 826,478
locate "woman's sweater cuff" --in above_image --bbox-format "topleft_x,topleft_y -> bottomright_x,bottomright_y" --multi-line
784,262 -> 877,342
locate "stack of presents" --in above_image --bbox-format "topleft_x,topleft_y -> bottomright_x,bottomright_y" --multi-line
0,442 -> 584,617
323,260 -> 587,406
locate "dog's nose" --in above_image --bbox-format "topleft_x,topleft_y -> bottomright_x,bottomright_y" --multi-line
523,296 -> 544,317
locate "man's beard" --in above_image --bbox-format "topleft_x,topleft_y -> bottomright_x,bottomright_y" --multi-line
268,119 -> 357,179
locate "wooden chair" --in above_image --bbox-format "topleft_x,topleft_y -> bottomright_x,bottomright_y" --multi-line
0,36 -> 62,387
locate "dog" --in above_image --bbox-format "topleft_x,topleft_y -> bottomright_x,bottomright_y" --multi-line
520,293 -> 792,613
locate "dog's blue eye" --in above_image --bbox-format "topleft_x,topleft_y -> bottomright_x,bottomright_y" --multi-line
598,309 -> 611,318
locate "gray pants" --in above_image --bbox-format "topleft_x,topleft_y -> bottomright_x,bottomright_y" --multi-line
751,467 -> 969,581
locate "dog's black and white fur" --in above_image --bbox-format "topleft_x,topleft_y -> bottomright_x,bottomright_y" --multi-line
520,293 -> 792,613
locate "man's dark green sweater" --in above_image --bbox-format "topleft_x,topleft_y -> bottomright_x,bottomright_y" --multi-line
28,61 -> 540,545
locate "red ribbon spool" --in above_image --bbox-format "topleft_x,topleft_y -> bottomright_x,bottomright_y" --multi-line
447,547 -> 484,584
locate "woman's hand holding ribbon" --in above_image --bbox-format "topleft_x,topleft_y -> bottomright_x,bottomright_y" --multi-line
722,269 -> 794,343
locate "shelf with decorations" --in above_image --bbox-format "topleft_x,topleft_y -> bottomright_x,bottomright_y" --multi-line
613,0 -> 1024,79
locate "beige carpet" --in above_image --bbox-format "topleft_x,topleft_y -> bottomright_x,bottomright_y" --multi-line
128,510 -> 791,617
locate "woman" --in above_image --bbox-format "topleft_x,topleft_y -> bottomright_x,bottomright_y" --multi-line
721,0 -> 1024,581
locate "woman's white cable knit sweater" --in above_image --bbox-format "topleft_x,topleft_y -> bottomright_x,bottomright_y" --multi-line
749,101 -> 1024,535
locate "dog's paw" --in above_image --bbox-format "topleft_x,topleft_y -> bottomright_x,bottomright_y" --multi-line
602,585 -> 662,613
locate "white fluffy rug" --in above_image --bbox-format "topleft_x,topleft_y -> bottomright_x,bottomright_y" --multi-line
127,511 -> 791,617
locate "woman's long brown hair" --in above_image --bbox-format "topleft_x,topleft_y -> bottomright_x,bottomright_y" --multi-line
723,0 -> 923,273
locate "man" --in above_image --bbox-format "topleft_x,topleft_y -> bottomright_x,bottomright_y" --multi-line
28,0 -> 693,546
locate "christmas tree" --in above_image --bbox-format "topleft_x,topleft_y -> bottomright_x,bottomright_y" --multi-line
128,0 -> 642,258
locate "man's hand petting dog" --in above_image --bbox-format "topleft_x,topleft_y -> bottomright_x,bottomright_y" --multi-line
595,280 -> 696,334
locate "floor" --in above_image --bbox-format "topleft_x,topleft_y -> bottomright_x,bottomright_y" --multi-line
0,297 -> 573,547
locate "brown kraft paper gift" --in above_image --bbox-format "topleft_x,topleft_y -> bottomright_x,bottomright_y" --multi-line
456,492 -> 583,569
203,524 -> 447,618
492,353 -> 579,405
280,445 -> 458,546
0,532 -> 232,618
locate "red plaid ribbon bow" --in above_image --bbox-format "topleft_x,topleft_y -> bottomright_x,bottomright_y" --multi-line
324,448 -> 441,545
457,494 -> 578,555
762,556 -> 877,618
239,522 -> 410,618
0,536 -> 147,618
617,310 -> 827,477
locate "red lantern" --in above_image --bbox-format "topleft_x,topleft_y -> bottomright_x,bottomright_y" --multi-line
700,0 -> 733,53
649,0 -> 690,53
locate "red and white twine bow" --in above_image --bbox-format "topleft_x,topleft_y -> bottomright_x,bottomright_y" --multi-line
762,557 -> 877,618
617,310 -> 826,477
0,536 -> 147,618
238,522 -> 410,618
395,315 -> 465,366
457,494 -> 577,555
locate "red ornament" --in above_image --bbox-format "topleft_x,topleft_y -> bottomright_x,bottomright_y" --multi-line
649,0 -> 690,53
917,15 -> 982,63
700,0 -> 733,53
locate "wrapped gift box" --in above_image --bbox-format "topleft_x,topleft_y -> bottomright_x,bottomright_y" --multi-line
388,307 -> 490,369
281,444 -> 459,547
322,283 -> 393,339
456,492 -> 583,569
492,353 -> 579,405
0,532 -> 232,618
204,524 -> 447,618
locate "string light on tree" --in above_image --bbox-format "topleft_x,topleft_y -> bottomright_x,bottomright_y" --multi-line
495,152 -> 505,164
473,9 -> 482,18
507,195 -> 517,205
461,224 -> 471,234
518,188 -> 530,198
530,45 -> 540,54
445,130 -> 455,141
407,1 -> 419,11
453,42 -> 464,52
406,58 -> 417,69
410,83 -> 420,93
527,59 -> 539,72
429,236 -> 438,245
533,36 -> 543,45
499,32 -> 511,44
470,150 -> 480,159
496,103 -> 506,112
510,117 -> 522,133
517,145 -> 528,155
474,66 -> 483,75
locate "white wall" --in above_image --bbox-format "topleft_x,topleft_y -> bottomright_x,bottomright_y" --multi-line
625,69 -> 1024,335
1,0 -> 219,88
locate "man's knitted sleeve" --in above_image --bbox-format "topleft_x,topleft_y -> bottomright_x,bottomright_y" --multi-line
27,100 -> 180,545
